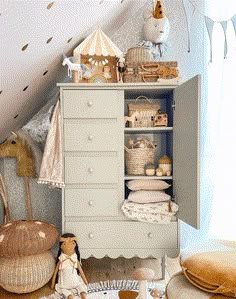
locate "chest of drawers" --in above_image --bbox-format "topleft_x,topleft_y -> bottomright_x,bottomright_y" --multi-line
59,77 -> 200,264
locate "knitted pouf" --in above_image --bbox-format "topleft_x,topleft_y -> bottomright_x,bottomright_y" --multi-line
0,220 -> 58,257
0,251 -> 55,293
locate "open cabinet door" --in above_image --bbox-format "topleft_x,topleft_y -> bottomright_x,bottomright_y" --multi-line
173,75 -> 200,229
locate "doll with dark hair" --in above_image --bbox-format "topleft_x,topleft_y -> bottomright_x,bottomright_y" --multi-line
51,233 -> 88,299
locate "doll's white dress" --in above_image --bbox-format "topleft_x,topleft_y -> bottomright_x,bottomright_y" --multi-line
55,252 -> 87,298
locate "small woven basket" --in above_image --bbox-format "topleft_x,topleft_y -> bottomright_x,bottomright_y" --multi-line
125,146 -> 155,175
0,251 -> 55,293
125,46 -> 153,63
128,96 -> 160,128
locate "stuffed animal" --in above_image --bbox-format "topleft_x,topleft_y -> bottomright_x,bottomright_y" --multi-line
51,233 -> 88,299
143,1 -> 170,46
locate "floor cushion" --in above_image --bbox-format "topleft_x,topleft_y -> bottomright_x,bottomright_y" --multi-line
180,240 -> 236,297
166,272 -> 234,299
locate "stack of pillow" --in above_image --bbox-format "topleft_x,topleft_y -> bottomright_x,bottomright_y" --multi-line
121,179 -> 178,223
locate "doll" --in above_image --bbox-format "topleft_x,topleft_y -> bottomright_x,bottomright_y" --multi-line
51,233 -> 88,299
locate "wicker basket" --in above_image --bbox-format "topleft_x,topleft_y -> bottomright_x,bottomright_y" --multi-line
0,175 -> 59,257
0,251 -> 55,293
127,96 -> 160,128
125,46 -> 153,63
0,220 -> 59,257
125,145 -> 155,175
123,61 -> 178,83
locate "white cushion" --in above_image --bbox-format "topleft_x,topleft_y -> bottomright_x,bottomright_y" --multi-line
126,180 -> 171,191
128,190 -> 171,203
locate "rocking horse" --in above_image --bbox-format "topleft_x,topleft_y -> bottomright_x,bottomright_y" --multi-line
0,129 -> 42,219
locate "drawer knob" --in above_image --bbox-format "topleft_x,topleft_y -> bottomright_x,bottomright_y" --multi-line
88,168 -> 93,173
88,200 -> 94,206
87,101 -> 93,107
88,233 -> 94,239
88,135 -> 94,141
148,232 -> 153,239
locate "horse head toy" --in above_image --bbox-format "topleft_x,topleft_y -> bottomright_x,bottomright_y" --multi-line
0,129 -> 42,219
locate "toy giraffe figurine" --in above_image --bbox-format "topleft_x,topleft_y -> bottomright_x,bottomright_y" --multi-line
51,233 -> 88,299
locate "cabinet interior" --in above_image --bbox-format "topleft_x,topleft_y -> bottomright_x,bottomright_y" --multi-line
124,89 -> 175,202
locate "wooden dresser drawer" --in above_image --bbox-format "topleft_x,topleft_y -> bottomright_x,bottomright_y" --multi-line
65,156 -> 118,184
64,189 -> 119,217
65,221 -> 178,249
63,90 -> 123,118
64,119 -> 119,152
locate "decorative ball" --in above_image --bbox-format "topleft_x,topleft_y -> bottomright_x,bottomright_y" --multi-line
0,251 -> 55,293
0,220 -> 58,257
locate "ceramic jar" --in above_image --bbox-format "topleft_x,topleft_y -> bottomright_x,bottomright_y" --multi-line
158,155 -> 172,176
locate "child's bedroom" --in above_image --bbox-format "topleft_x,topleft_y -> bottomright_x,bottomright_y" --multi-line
0,0 -> 235,298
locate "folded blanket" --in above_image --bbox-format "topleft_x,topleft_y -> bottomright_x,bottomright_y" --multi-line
121,201 -> 178,223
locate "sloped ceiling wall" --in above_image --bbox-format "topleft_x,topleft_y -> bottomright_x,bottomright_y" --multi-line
0,0 -> 144,143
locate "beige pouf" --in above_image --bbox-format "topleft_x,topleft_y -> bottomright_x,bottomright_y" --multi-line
166,272 -> 233,299
0,251 -> 55,294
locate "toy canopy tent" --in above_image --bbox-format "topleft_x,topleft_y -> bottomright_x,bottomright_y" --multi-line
73,29 -> 123,82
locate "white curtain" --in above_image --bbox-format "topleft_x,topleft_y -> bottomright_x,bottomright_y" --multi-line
207,16 -> 236,240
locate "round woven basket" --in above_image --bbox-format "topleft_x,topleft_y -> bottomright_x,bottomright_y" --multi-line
0,220 -> 58,257
125,146 -> 155,175
0,251 -> 55,294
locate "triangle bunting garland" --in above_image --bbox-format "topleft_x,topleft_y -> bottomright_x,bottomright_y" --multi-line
182,0 -> 236,61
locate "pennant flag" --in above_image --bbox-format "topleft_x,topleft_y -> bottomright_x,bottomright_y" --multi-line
182,0 -> 196,53
204,16 -> 214,63
231,14 -> 236,36
220,21 -> 228,59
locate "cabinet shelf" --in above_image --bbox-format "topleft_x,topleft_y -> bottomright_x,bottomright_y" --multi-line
124,175 -> 173,180
124,127 -> 173,134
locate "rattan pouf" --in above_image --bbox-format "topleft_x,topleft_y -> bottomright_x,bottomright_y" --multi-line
0,251 -> 55,294
0,220 -> 58,257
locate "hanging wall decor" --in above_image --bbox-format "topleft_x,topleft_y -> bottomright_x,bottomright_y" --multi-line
73,29 -> 123,83
143,0 -> 170,57
182,0 -> 236,61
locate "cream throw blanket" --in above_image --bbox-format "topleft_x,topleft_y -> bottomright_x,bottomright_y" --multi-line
38,100 -> 65,188
121,201 -> 178,223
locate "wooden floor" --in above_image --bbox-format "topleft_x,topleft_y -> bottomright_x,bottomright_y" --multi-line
0,257 -> 181,298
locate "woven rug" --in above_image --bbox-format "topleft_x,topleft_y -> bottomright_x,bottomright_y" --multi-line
40,280 -> 166,299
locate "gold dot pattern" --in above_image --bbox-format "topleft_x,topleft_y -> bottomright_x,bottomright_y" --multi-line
22,44 -> 29,51
47,2 -> 55,10
46,37 -> 53,44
